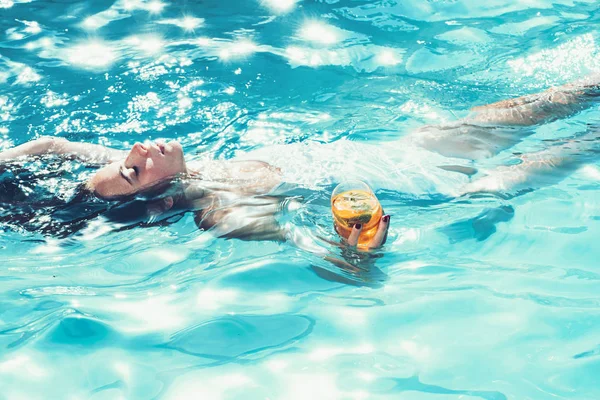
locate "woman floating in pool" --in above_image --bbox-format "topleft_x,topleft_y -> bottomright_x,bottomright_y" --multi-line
1,74 -> 599,247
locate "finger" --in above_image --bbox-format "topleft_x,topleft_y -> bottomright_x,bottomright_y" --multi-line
346,223 -> 363,247
369,215 -> 390,249
324,256 -> 361,273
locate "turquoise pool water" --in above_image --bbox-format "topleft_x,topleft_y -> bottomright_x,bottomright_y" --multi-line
1,0 -> 600,399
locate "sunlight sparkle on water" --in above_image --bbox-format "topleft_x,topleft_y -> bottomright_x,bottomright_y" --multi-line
14,66 -> 41,84
219,39 -> 259,61
67,41 -> 117,69
266,359 -> 289,372
81,16 -> 105,30
41,90 -> 69,108
285,372 -> 342,400
122,0 -> 166,13
114,362 -> 131,380
158,16 -> 204,31
25,37 -> 53,51
181,16 -> 202,30
31,239 -> 61,254
377,49 -> 402,66
178,96 -> 193,110
0,355 -> 46,378
507,34 -> 599,81
126,35 -> 164,54
122,0 -> 142,10
284,46 -> 346,67
261,0 -> 299,13
165,372 -> 254,400
112,295 -> 185,332
146,0 -> 166,14
20,20 -> 41,34
299,21 -> 340,45
582,165 -> 600,180
194,38 -> 211,48
309,343 -> 374,361
197,288 -> 238,310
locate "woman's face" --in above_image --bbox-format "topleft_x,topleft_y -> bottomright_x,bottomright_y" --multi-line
89,141 -> 187,198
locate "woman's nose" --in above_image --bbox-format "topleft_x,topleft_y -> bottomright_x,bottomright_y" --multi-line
125,143 -> 148,166
133,142 -> 148,155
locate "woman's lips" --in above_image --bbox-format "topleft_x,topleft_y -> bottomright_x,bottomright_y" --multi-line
154,142 -> 166,155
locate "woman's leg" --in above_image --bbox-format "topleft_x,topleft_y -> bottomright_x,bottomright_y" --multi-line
468,73 -> 600,126
462,127 -> 600,195
412,74 -> 600,160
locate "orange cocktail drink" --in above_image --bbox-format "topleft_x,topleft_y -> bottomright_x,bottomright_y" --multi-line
331,181 -> 382,246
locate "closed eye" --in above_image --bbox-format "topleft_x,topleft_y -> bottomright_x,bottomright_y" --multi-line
119,164 -> 134,185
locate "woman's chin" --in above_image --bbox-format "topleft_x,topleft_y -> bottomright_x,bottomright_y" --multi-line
167,140 -> 183,152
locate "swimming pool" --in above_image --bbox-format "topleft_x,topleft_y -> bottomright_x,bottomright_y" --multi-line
1,0 -> 600,398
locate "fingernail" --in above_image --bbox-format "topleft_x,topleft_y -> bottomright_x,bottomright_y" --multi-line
354,223 -> 362,230
383,215 -> 390,223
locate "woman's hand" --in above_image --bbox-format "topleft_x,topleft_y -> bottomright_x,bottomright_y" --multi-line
316,214 -> 390,286
345,214 -> 391,250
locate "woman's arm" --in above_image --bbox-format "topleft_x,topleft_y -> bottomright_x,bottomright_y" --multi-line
193,195 -> 289,242
0,137 -> 126,164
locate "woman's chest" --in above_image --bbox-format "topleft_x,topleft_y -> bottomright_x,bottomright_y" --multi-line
194,160 -> 283,195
